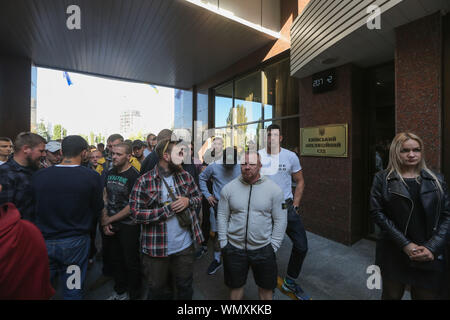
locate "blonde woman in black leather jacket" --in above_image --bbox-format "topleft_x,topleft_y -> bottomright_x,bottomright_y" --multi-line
370,132 -> 450,299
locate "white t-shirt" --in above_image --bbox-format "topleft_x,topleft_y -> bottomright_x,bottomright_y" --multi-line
143,148 -> 151,158
259,148 -> 302,200
161,175 -> 193,255
0,161 -> 5,166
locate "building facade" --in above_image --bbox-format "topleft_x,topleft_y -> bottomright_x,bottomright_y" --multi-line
192,0 -> 450,245
2,0 -> 450,245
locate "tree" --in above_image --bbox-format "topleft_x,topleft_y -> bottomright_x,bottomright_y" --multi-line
80,135 -> 89,144
52,124 -> 67,141
89,132 -> 95,145
226,104 -> 248,130
95,133 -> 105,144
37,121 -> 50,141
226,104 -> 248,147
128,130 -> 145,141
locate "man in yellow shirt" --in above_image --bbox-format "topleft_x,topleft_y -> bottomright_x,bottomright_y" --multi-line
89,149 -> 105,175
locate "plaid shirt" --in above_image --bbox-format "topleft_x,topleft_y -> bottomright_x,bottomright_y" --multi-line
0,158 -> 36,221
130,165 -> 204,257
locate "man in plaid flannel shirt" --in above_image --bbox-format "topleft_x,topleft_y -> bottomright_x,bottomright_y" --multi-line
130,138 -> 203,300
0,132 -> 46,221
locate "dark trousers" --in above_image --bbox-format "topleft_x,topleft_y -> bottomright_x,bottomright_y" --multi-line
382,278 -> 439,300
89,216 -> 98,260
142,245 -> 195,300
102,223 -> 141,299
201,197 -> 211,246
100,224 -> 113,277
285,199 -> 308,279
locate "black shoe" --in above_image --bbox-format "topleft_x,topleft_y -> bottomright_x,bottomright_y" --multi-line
207,259 -> 222,275
195,246 -> 208,260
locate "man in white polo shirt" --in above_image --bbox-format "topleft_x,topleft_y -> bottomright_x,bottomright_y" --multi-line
259,124 -> 310,300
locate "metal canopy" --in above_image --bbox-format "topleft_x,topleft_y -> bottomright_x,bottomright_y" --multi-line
0,0 -> 277,89
291,0 -> 450,79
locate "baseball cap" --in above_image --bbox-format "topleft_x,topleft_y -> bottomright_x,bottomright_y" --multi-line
46,141 -> 61,153
132,140 -> 146,149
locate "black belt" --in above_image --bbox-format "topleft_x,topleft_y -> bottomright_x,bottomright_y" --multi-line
285,198 -> 293,205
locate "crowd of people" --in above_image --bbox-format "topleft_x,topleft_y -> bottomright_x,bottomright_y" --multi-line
0,127 -> 449,300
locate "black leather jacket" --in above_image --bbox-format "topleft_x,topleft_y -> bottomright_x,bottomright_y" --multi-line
370,169 -> 450,256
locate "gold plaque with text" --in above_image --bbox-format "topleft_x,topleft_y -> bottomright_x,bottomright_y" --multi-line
300,124 -> 348,157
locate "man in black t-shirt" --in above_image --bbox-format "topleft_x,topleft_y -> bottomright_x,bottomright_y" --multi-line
101,142 -> 141,300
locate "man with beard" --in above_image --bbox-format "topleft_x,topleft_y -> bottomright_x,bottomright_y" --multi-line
199,147 -> 240,275
140,129 -> 173,175
0,132 -> 46,221
130,138 -> 203,300
104,134 -> 141,173
101,143 -> 141,300
218,151 -> 287,300
31,135 -> 103,300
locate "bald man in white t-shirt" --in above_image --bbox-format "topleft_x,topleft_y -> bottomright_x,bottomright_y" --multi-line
259,124 -> 310,300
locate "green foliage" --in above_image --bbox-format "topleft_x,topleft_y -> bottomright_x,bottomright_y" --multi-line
80,134 -> 89,143
37,121 -> 50,141
52,124 -> 62,140
226,104 -> 248,132
127,130 -> 144,141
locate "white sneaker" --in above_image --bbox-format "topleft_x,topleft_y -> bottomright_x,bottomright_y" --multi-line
107,292 -> 129,300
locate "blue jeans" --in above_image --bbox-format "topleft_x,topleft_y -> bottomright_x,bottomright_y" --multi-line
45,235 -> 90,300
286,201 -> 308,279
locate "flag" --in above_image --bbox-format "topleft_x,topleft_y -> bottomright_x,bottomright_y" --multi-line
63,71 -> 73,86
149,84 -> 159,94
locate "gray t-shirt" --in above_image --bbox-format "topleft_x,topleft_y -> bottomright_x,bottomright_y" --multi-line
161,175 -> 193,255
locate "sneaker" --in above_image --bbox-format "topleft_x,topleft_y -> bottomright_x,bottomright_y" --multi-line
207,259 -> 222,275
195,246 -> 208,260
107,292 -> 129,300
281,278 -> 311,300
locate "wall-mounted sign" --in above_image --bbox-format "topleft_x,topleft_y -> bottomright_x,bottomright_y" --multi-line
300,124 -> 348,157
312,69 -> 336,94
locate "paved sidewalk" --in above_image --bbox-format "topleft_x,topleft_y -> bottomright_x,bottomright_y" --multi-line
53,230 -> 417,300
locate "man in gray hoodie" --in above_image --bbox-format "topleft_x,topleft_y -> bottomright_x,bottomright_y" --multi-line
217,150 -> 287,300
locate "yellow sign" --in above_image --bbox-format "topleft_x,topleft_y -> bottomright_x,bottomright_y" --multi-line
300,124 -> 348,157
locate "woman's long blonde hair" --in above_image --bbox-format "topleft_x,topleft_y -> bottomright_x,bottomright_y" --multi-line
387,132 -> 442,193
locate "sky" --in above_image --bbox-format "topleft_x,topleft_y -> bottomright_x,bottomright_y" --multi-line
36,67 -> 175,139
